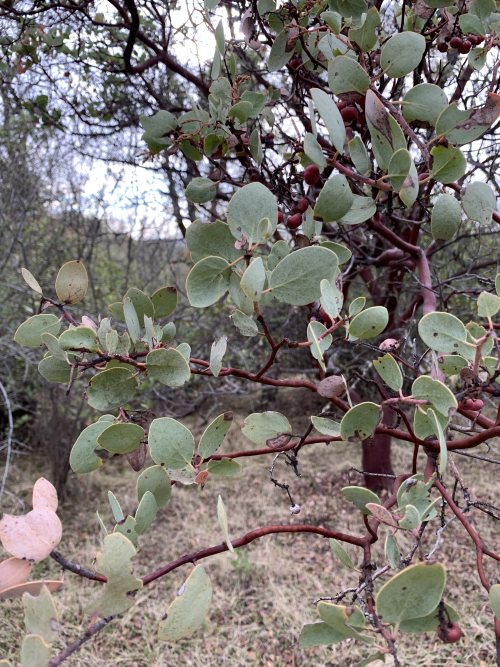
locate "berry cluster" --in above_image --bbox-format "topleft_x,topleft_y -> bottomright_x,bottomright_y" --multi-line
438,33 -> 484,54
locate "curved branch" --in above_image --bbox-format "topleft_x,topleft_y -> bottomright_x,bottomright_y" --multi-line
142,523 -> 366,586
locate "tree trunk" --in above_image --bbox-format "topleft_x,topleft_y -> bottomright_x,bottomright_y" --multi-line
362,405 -> 394,493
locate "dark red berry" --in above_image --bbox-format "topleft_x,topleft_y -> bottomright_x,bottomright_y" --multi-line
450,36 -> 462,48
340,106 -> 358,124
289,55 -> 302,70
304,164 -> 321,186
437,42 -> 449,52
277,211 -> 284,224
293,197 -> 309,214
287,213 -> 302,230
336,99 -> 347,111
249,170 -> 261,182
263,132 -> 275,146
437,622 -> 463,644
468,34 -> 483,45
458,39 -> 472,53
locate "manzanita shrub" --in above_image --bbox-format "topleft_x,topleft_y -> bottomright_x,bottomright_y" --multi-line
1,0 -> 500,665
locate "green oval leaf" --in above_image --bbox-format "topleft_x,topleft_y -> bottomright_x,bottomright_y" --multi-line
328,56 -> 370,94
375,563 -> 446,624
462,181 -> 495,224
340,402 -> 381,440
411,376 -> 457,416
341,486 -> 385,514
402,84 -> 448,125
269,247 -> 338,306
97,423 -> 144,454
430,146 -> 466,184
186,256 -> 231,308
314,174 -> 354,222
58,326 -> 99,352
158,565 -> 212,641
38,356 -> 71,384
311,88 -> 346,153
14,314 -> 61,349
242,411 -> 292,445
55,260 -> 88,304
431,194 -> 462,241
418,312 -> 468,353
134,491 -> 158,535
69,421 -> 112,473
136,465 -> 171,508
380,31 -> 426,78
373,354 -> 403,392
349,306 -> 388,340
198,412 -> 233,459
87,367 -> 137,411
185,177 -> 217,204
148,417 -> 195,469
151,286 -> 178,319
146,348 -> 191,387
227,183 -> 278,243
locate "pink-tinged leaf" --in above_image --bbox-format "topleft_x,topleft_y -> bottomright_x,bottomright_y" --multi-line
81,315 -> 98,330
365,503 -> 399,528
0,557 -> 32,592
194,470 -> 209,485
317,375 -> 345,398
32,477 -> 58,512
0,509 -> 62,562
0,579 -> 63,600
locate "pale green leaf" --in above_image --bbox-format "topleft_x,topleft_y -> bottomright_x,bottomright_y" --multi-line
375,563 -> 446,624
55,260 -> 88,304
97,423 -> 144,455
314,175 -> 353,222
311,88 -> 346,153
242,411 -> 291,445
158,565 -> 212,641
269,247 -> 338,306
146,348 -> 191,387
340,402 -> 381,440
373,354 -> 403,392
210,336 -> 227,378
380,31 -> 426,78
328,56 -> 370,94
227,183 -> 278,244
198,412 -> 233,459
217,495 -> 234,553
149,417 -> 195,469
14,315 -> 61,349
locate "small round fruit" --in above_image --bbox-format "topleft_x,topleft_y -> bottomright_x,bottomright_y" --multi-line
458,39 -> 472,53
450,36 -> 462,48
287,213 -> 302,230
304,164 -> 321,186
341,106 -> 358,124
468,398 -> 484,411
468,34 -> 483,45
437,42 -> 449,52
263,132 -> 275,146
437,622 -> 463,643
277,210 -> 284,224
289,55 -> 302,70
293,197 -> 309,214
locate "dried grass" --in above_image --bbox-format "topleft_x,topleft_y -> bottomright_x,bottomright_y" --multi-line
1,416 -> 498,666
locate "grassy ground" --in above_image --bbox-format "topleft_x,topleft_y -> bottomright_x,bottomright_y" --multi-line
1,415 -> 498,667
